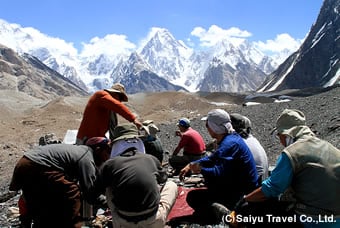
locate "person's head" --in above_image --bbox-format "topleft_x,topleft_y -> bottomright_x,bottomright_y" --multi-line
274,109 -> 306,146
111,123 -> 145,157
86,137 -> 111,166
202,109 -> 234,138
177,118 -> 190,131
104,83 -> 128,102
230,113 -> 252,138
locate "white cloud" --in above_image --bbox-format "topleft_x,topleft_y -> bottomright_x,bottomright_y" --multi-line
254,33 -> 303,53
190,25 -> 252,47
80,34 -> 136,57
21,27 -> 78,57
188,25 -> 304,62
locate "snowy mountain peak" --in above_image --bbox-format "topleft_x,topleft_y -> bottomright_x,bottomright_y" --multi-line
1,17 -> 324,94
138,27 -> 193,84
257,0 -> 339,92
126,52 -> 152,74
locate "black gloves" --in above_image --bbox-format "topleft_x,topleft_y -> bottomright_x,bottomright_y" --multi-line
234,195 -> 248,213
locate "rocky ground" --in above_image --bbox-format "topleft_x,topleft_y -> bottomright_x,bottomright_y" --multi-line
158,86 -> 340,166
0,86 -> 339,227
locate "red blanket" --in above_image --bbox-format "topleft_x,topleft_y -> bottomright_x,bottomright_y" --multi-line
167,186 -> 206,221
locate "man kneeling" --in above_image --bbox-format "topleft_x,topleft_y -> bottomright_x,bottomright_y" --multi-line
96,123 -> 178,227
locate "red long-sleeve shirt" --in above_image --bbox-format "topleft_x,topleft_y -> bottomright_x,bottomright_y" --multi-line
77,90 -> 136,140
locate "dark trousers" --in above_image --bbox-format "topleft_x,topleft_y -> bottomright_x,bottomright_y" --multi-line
169,153 -> 206,174
185,187 -> 241,225
187,188 -> 239,212
10,157 -> 83,228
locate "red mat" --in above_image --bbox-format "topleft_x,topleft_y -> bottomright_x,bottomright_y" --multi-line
167,186 -> 206,221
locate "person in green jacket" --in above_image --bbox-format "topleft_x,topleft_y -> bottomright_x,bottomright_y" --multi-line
238,109 -> 340,228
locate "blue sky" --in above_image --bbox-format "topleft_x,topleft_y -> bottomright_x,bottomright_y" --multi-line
1,0 -> 323,53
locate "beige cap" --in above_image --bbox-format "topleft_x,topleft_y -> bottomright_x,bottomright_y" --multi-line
104,83 -> 128,102
275,109 -> 306,135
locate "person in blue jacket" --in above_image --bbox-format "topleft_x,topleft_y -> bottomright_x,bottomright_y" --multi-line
179,108 -> 258,224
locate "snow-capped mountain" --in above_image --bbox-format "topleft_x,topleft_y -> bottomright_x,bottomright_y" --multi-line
199,57 -> 267,92
197,38 -> 271,92
0,18 -> 297,94
0,19 -> 89,90
258,0 -> 339,92
138,28 -> 198,91
111,52 -> 186,93
136,27 -> 276,92
0,44 -> 88,99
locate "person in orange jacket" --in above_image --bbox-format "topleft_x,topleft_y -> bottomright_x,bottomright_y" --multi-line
76,83 -> 142,144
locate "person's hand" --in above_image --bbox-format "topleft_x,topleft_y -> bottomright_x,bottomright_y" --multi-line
133,119 -> 143,129
179,164 -> 190,181
175,130 -> 181,136
190,162 -> 201,173
94,194 -> 108,209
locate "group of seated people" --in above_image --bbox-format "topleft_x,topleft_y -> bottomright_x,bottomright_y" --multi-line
168,109 -> 339,228
9,108 -> 340,228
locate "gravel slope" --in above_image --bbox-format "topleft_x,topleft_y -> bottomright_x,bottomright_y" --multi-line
157,86 -> 340,165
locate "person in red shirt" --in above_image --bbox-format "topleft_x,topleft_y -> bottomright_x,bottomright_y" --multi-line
76,83 -> 142,145
169,118 -> 206,175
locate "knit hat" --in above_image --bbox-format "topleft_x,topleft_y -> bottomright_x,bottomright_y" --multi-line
275,109 -> 306,135
104,83 -> 128,102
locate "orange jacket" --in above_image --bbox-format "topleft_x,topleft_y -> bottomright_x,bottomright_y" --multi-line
77,90 -> 136,140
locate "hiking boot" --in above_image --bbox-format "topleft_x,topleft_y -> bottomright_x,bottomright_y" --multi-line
211,202 -> 231,224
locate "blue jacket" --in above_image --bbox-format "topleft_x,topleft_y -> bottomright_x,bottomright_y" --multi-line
196,133 -> 259,205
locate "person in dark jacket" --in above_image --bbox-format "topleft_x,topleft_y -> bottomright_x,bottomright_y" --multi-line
9,137 -> 111,228
180,109 -> 258,224
95,123 -> 178,227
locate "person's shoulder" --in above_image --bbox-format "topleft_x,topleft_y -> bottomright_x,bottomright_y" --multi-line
228,132 -> 242,139
93,90 -> 109,96
45,143 -> 75,150
245,134 -> 261,144
127,152 -> 157,163
88,90 -> 105,100
189,127 -> 201,134
144,153 -> 162,164
224,133 -> 246,145
68,144 -> 93,156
